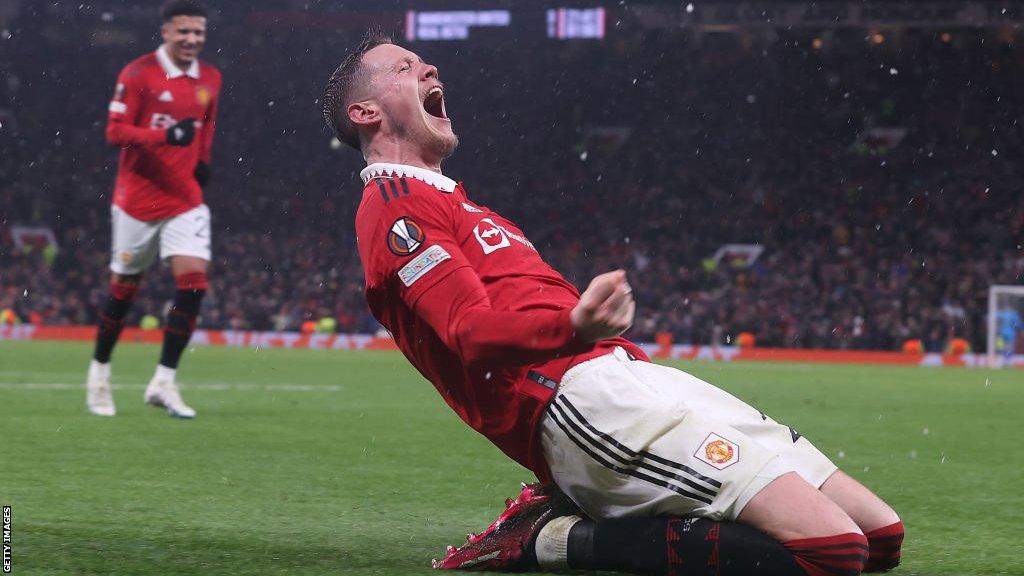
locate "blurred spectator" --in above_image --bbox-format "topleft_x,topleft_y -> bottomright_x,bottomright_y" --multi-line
2,5 -> 1022,353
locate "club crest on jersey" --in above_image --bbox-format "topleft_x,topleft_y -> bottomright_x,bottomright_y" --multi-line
196,86 -> 212,106
158,90 -> 174,102
695,433 -> 739,470
387,217 -> 425,256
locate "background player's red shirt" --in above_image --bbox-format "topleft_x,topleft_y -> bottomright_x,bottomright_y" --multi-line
355,163 -> 647,479
106,47 -> 221,221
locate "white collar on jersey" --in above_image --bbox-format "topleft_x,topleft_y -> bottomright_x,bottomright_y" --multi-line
156,45 -> 201,80
360,163 -> 457,193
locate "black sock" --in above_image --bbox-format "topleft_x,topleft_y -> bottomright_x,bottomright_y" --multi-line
158,288 -> 205,369
93,290 -> 137,363
567,517 -> 804,576
567,517 -> 666,574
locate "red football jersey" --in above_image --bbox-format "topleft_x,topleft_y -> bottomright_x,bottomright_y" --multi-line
106,46 -> 221,221
355,163 -> 647,479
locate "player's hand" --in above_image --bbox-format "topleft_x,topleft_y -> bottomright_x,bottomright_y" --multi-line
194,161 -> 211,187
166,118 -> 196,146
570,269 -> 636,343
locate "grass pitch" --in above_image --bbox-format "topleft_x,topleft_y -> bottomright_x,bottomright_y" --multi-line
0,340 -> 1020,575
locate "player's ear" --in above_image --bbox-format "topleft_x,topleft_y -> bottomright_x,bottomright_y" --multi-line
347,101 -> 380,128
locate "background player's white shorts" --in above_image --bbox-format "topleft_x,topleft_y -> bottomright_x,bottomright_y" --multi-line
540,347 -> 837,522
110,204 -> 211,275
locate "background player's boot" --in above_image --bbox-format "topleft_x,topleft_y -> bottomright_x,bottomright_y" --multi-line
86,360 -> 116,416
144,378 -> 196,419
433,482 -> 579,571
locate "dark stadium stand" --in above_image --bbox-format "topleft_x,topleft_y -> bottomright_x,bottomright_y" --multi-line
2,3 -> 1022,352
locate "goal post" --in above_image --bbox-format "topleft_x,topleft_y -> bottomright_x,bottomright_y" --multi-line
987,285 -> 1024,367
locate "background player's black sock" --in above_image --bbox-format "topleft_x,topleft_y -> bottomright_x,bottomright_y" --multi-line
93,282 -> 139,363
158,287 -> 205,369
567,517 -> 805,576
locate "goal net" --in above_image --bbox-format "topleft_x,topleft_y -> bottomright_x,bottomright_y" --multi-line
987,285 -> 1024,368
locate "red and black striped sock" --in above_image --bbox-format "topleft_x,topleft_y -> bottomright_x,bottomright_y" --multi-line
864,522 -> 903,572
784,532 -> 869,576
93,281 -> 139,363
158,272 -> 207,369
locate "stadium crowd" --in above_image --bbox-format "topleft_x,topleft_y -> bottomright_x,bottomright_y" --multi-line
2,5 -> 1022,352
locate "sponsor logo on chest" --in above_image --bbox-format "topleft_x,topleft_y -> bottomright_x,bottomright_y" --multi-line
472,217 -> 535,255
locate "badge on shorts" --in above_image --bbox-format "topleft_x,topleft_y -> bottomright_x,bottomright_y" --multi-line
695,433 -> 739,470
387,217 -> 425,256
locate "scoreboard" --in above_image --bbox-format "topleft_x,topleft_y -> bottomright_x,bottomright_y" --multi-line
405,7 -> 607,41
547,8 -> 607,39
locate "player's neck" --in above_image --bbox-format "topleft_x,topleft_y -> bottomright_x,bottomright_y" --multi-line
363,140 -> 442,174
161,44 -> 194,73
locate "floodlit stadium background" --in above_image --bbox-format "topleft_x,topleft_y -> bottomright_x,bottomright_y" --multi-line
3,0 -> 1023,362
2,2 -> 1024,575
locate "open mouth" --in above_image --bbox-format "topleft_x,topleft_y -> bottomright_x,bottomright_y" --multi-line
423,86 -> 447,119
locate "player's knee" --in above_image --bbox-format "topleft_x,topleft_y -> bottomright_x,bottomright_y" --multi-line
740,472 -> 862,542
863,519 -> 904,573
784,531 -> 868,576
174,271 -> 209,291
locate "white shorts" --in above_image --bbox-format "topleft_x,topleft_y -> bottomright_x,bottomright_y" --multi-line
109,204 -> 211,275
540,347 -> 837,522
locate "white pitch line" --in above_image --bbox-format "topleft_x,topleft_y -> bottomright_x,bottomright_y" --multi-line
0,382 -> 342,392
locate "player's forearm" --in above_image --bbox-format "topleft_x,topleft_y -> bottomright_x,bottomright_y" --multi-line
106,121 -> 166,147
449,307 -> 589,366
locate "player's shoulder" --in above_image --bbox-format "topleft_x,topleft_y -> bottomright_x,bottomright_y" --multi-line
198,60 -> 223,83
120,53 -> 159,79
357,175 -> 425,223
358,165 -> 458,215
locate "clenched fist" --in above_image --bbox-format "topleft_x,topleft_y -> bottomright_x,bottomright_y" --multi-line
570,269 -> 636,343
